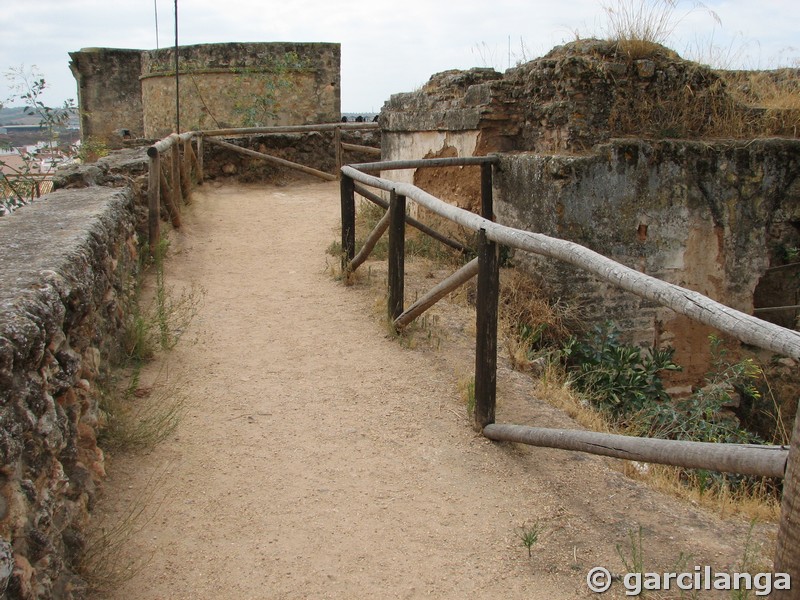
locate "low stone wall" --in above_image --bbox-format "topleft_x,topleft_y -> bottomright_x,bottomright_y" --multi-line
0,147 -> 155,599
203,129 -> 381,183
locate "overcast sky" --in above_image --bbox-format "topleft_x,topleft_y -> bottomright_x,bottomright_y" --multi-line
1,0 -> 797,113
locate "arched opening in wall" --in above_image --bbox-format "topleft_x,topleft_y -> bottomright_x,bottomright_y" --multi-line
752,220 -> 800,331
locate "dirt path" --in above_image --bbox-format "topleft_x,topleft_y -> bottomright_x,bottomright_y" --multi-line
94,180 -> 775,600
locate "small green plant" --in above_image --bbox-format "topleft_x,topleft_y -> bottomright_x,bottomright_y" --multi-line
124,238 -> 203,361
730,520 -> 767,600
518,521 -> 544,557
616,525 -> 646,579
77,136 -> 109,163
460,376 -> 476,417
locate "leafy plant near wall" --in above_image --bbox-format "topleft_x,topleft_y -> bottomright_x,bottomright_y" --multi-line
1,65 -> 77,214
562,324 -> 765,447
562,321 -> 680,420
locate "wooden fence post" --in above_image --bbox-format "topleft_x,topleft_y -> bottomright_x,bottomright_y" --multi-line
170,142 -> 183,216
340,174 -> 356,272
774,413 -> 800,597
196,135 -> 204,184
474,228 -> 499,430
182,138 -> 192,203
481,161 -> 493,221
334,126 -> 343,179
388,190 -> 406,322
148,151 -> 161,254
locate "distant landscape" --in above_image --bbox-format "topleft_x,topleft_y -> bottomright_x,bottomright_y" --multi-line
0,106 -> 80,128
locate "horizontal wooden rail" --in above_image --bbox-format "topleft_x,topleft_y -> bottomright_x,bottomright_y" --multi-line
202,122 -> 379,137
394,258 -> 479,330
341,165 -> 800,360
351,155 -> 498,173
205,137 -> 336,182
341,142 -> 382,156
148,131 -> 197,156
483,424 -> 789,478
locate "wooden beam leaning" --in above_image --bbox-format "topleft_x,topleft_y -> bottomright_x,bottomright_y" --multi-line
205,136 -> 336,181
483,424 -> 789,478
341,142 -> 382,156
388,191 -> 406,322
147,151 -> 161,254
340,174 -> 356,272
348,209 -> 390,273
474,229 -> 500,430
394,258 -> 479,331
353,183 -> 470,255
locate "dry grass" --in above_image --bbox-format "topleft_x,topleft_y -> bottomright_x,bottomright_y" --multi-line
600,0 -> 719,60
498,268 -> 584,372
624,462 -> 781,521
98,367 -> 186,453
78,467 -> 171,593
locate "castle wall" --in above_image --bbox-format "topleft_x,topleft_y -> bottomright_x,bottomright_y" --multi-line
68,48 -> 144,149
70,42 -> 341,146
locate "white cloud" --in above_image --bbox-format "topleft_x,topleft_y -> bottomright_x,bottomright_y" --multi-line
1,0 -> 797,112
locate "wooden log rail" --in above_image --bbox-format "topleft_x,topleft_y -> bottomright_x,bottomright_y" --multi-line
341,162 -> 800,360
144,122 -> 376,253
339,157 -> 800,478
483,424 -> 788,478
147,132 -> 199,253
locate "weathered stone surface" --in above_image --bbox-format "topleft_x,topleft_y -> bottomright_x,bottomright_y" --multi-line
494,138 -> 800,383
0,185 -> 140,599
69,49 -> 144,149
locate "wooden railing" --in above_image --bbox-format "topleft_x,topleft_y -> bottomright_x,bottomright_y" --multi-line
339,156 -> 800,480
145,122 -> 379,253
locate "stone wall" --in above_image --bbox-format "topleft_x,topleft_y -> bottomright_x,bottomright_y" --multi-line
69,49 -> 144,149
203,129 -> 380,183
70,42 -> 341,147
379,38 -> 800,385
0,151 -> 151,599
495,139 -> 800,386
141,42 -> 340,137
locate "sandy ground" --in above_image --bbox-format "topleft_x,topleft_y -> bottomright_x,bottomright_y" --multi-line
92,180 -> 776,600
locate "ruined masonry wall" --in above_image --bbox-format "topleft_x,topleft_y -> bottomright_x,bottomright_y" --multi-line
495,138 -> 800,386
0,152 -> 151,599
